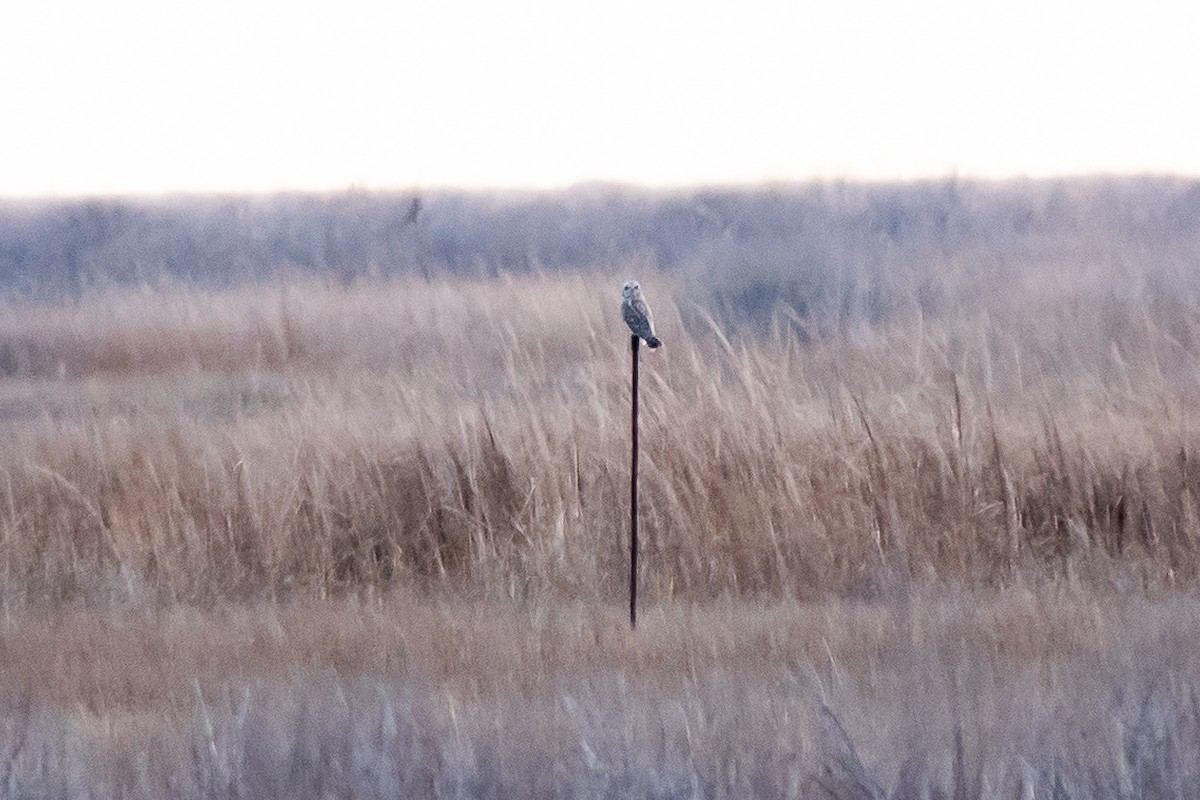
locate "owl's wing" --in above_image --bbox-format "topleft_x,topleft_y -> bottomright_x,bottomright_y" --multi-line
621,300 -> 640,327
623,298 -> 655,338
635,297 -> 653,325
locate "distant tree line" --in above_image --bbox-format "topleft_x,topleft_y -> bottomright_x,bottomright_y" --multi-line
3,177 -> 1200,331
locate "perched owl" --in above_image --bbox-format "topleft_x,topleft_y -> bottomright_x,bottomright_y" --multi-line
621,280 -> 662,348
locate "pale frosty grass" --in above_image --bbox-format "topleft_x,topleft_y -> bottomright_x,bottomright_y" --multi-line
1,590 -> 1195,799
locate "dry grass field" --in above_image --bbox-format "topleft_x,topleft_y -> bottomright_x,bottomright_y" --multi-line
3,249 -> 1200,796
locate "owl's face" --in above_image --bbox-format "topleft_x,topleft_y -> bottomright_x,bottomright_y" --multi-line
622,280 -> 640,301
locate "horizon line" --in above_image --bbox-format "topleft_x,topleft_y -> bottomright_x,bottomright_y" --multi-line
4,169 -> 1200,204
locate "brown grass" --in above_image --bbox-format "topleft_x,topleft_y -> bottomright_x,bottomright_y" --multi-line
2,266 -> 1200,796
3,271 -> 1200,605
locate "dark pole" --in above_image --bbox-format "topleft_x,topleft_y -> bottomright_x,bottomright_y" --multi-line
630,334 -> 640,629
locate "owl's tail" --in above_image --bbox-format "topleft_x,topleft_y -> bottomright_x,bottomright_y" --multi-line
646,336 -> 663,349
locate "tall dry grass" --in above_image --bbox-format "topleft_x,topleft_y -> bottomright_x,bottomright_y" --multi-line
2,268 -> 1200,606
4,264 -> 1200,797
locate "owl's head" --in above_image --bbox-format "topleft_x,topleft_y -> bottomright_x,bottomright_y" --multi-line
621,280 -> 640,300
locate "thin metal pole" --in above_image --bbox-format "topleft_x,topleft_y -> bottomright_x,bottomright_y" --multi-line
630,334 -> 640,629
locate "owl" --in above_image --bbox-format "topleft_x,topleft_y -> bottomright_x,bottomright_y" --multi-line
621,280 -> 662,348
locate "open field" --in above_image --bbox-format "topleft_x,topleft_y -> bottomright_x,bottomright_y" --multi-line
4,180 -> 1200,796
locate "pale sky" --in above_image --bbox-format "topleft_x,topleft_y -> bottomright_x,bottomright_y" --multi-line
2,0 -> 1198,196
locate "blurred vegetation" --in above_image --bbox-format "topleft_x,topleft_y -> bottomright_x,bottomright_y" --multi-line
6,177 -> 1200,334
